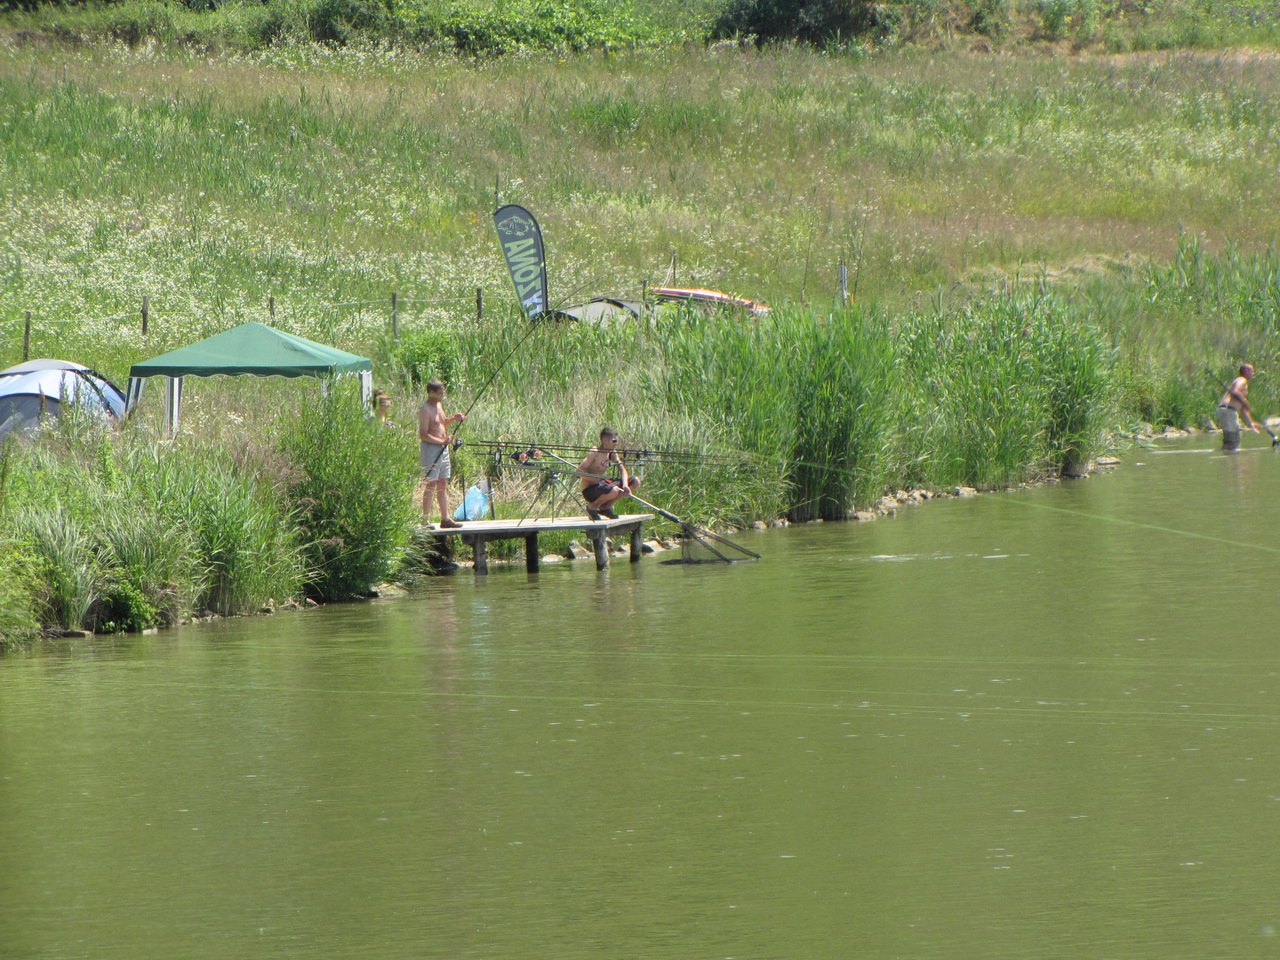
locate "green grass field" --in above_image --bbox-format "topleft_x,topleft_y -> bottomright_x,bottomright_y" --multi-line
4,24 -> 1280,371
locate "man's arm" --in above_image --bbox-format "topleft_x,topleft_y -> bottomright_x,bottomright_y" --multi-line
1230,379 -> 1259,428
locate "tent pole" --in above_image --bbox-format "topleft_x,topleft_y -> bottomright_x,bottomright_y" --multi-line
164,376 -> 183,437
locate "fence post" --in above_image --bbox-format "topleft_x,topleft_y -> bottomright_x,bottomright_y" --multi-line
22,311 -> 31,361
141,295 -> 150,337
391,291 -> 399,340
476,287 -> 483,321
268,294 -> 276,320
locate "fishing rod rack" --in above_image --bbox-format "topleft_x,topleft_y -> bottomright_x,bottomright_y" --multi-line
460,437 -> 752,472
459,438 -> 716,523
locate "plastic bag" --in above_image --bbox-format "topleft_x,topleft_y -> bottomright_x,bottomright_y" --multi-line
454,480 -> 492,521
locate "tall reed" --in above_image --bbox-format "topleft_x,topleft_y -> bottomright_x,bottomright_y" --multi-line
895,293 -> 1115,488
14,504 -> 98,631
93,496 -> 205,627
654,305 -> 895,519
125,439 -> 306,617
0,539 -> 40,647
282,386 -> 420,600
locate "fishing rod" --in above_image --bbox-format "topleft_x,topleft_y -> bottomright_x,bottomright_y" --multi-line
418,314 -> 552,481
532,448 -> 760,562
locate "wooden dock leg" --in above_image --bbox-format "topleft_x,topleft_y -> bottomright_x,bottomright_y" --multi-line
589,533 -> 609,570
629,525 -> 643,562
525,533 -> 540,573
471,537 -> 489,575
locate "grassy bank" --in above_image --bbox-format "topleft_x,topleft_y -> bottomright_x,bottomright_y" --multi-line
4,34 -> 1280,358
3,14 -> 1280,645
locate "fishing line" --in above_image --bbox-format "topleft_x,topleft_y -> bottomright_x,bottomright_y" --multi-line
1003,497 -> 1280,555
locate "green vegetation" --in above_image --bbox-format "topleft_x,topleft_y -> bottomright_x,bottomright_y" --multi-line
283,389 -> 420,600
2,1 -> 1280,645
5,1 -> 1280,55
0,380 -> 426,647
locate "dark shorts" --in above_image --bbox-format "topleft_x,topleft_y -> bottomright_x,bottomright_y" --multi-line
583,477 -> 638,501
583,480 -> 619,502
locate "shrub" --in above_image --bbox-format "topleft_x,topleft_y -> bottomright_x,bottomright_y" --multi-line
1033,0 -> 1074,39
969,0 -> 1011,39
0,541 -> 41,648
388,326 -> 461,390
282,385 -> 419,600
710,0 -> 888,45
14,504 -> 98,631
143,443 -> 305,617
94,575 -> 159,633
92,496 -> 205,627
305,0 -> 389,44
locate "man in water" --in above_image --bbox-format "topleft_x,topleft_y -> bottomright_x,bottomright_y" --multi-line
419,378 -> 465,527
579,427 -> 639,520
1217,363 -> 1261,451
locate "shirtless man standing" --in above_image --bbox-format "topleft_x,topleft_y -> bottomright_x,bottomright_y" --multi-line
579,427 -> 639,520
1217,363 -> 1260,451
419,379 -> 465,527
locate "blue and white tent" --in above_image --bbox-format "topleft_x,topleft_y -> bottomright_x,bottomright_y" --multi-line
0,359 -> 127,440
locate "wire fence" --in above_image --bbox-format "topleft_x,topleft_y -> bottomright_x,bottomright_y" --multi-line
3,288 -> 497,362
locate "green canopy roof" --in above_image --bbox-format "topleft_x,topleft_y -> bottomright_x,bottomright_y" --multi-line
129,322 -> 371,379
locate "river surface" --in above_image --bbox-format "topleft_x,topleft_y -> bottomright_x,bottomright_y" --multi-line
4,435 -> 1280,960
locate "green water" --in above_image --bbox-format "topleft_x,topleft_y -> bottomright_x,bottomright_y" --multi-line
5,436 -> 1280,959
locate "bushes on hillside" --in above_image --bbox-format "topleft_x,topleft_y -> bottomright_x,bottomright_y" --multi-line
388,327 -> 461,390
710,0 -> 892,45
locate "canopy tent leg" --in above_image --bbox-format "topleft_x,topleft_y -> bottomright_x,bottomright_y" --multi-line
125,376 -> 146,414
163,376 -> 183,436
358,370 -> 372,415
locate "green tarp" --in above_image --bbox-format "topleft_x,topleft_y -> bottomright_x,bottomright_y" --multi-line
129,322 -> 371,379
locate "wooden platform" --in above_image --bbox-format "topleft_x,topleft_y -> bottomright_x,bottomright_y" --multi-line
420,514 -> 654,574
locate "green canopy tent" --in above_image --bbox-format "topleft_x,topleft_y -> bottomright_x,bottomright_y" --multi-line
127,322 -> 373,434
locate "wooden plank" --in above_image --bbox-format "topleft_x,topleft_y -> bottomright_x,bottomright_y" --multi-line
422,515 -> 652,536
422,515 -> 653,574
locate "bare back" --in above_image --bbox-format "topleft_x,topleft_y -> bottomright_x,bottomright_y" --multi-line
1221,375 -> 1250,411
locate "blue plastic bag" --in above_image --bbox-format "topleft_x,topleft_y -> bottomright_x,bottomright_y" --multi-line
453,480 -> 492,521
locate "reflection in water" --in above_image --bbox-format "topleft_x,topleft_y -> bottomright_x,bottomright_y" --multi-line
4,436 -> 1280,959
